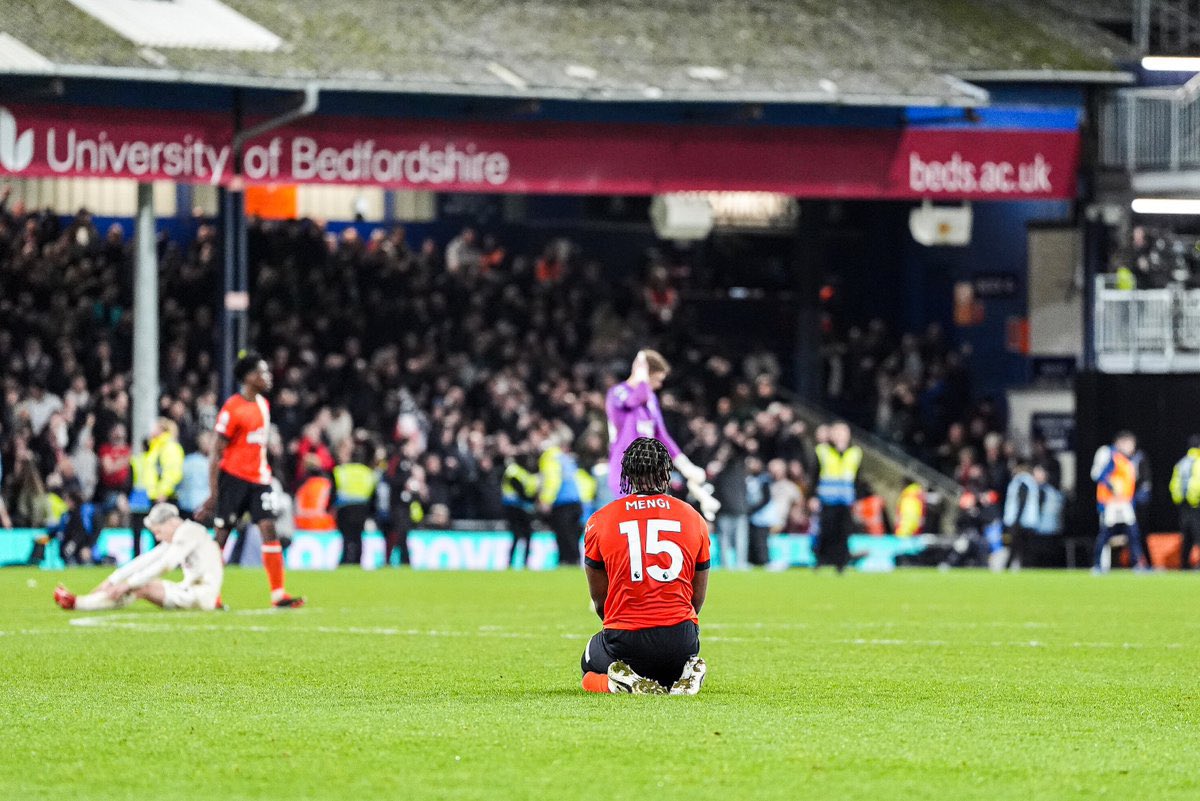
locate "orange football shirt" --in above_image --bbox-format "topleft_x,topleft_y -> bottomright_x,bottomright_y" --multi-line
214,393 -> 272,485
584,493 -> 710,631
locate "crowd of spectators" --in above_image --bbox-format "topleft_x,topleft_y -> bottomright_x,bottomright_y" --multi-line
1110,224 -> 1200,289
0,186 -> 828,550
819,316 -> 1067,563
822,319 -> 981,464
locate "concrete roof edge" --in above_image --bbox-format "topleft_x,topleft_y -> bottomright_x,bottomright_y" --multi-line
953,69 -> 1135,85
0,63 -> 990,108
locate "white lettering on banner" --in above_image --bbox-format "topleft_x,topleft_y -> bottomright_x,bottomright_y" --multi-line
526,538 -> 557,570
44,128 -> 230,185
55,529 -> 924,572
243,137 -> 283,180
285,534 -> 341,570
909,152 -> 1052,195
290,137 -> 510,186
411,536 -> 459,569
0,106 -> 511,187
457,537 -> 507,570
361,535 -> 384,571
102,533 -> 135,565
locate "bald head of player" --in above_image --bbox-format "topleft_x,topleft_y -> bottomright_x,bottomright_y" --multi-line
145,502 -> 185,543
620,437 -> 673,496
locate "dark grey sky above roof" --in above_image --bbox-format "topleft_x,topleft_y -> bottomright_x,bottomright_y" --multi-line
1,0 -> 1135,104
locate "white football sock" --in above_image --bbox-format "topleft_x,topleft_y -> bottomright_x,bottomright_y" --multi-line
74,592 -> 133,611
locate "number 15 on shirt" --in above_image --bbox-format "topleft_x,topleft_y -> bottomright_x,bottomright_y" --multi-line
619,519 -> 684,582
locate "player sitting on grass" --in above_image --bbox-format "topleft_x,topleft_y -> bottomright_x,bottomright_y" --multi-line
54,503 -> 224,612
580,437 -> 709,695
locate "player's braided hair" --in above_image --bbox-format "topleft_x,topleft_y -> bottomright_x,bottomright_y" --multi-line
620,437 -> 672,496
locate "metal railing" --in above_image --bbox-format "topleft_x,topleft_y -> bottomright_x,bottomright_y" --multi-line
1095,277 -> 1200,371
1099,74 -> 1200,172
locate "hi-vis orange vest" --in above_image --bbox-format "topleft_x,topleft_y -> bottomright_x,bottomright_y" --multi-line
854,495 -> 886,535
295,476 -> 336,530
1097,452 -> 1136,506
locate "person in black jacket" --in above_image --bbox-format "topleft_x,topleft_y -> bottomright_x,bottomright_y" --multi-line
744,456 -> 771,566
709,436 -> 750,569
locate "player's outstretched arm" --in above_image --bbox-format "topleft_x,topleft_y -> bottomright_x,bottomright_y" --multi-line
106,545 -> 171,590
608,381 -> 651,413
630,350 -> 649,385
585,565 -> 608,621
690,569 -> 709,615
104,548 -> 159,586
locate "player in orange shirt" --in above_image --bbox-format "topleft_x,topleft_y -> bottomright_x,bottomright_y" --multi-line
196,353 -> 304,608
580,437 -> 709,695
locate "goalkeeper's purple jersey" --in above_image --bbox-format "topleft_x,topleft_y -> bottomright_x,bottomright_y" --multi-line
605,381 -> 681,497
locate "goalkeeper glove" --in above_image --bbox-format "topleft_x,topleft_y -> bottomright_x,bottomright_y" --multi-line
687,479 -> 722,522
673,454 -> 707,485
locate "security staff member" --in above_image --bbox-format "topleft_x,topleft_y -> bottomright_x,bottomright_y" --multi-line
895,479 -> 925,538
333,441 -> 378,566
538,428 -> 583,567
502,448 -> 540,568
1091,431 -> 1145,572
130,419 -> 185,557
814,421 -> 862,572
294,457 -> 336,531
1170,435 -> 1200,570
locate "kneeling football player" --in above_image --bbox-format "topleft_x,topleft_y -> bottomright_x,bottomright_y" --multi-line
581,437 -> 709,695
54,503 -> 224,612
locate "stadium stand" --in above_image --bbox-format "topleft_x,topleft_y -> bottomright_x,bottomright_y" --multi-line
0,191 -> 837,536
1,185 -> 1063,554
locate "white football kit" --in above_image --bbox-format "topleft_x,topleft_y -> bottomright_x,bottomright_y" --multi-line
107,520 -> 224,610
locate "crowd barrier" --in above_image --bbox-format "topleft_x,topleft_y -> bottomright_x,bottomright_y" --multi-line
1094,281 -> 1200,373
0,529 -> 926,572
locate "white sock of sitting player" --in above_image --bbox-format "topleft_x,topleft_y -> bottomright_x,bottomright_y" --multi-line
72,590 -> 134,611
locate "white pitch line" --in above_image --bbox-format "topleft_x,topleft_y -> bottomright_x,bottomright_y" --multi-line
62,617 -> 543,638
0,617 -> 1189,651
837,637 -> 1191,650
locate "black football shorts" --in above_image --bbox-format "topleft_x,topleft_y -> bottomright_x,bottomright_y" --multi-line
580,619 -> 700,687
213,471 -> 273,529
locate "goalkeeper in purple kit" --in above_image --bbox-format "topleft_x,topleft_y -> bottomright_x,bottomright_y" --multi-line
605,350 -> 720,519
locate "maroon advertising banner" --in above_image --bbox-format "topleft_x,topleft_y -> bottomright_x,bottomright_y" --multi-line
0,103 -> 1079,199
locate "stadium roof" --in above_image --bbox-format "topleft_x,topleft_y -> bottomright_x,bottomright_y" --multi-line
1,0 -> 1135,107
1040,0 -> 1136,26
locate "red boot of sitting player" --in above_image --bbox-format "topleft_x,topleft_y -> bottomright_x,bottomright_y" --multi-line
54,584 -> 76,610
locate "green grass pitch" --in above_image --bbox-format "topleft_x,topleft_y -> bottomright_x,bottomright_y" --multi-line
2,567 -> 1198,801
